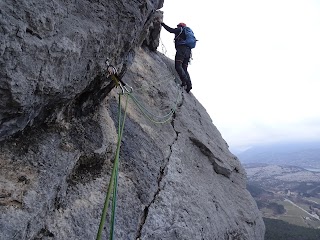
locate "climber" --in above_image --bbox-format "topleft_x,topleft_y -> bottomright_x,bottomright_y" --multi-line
160,22 -> 194,93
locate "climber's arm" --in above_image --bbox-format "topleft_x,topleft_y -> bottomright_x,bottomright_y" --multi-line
161,23 -> 180,34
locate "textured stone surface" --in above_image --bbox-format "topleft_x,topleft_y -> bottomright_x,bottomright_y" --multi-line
0,0 -> 163,140
0,1 -> 264,239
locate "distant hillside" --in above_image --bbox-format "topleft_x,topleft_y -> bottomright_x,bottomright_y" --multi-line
245,164 -> 320,231
237,141 -> 320,169
264,218 -> 320,240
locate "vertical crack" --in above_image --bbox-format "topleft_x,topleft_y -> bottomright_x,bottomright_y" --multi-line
136,93 -> 182,239
135,131 -> 176,239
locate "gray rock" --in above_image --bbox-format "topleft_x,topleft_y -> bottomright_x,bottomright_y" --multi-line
0,0 -> 163,140
0,1 -> 264,239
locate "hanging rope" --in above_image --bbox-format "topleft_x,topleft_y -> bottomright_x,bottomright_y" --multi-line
128,87 -> 182,124
96,90 -> 129,240
96,62 -> 182,239
128,72 -> 183,124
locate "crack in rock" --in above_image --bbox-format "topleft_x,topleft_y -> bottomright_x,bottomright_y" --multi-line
136,95 -> 181,240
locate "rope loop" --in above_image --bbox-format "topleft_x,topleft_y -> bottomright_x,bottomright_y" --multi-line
97,59 -> 182,239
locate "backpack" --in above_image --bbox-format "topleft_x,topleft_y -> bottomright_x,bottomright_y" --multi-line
179,27 -> 197,49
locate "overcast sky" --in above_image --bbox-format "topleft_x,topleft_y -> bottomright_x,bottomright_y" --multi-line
159,0 -> 320,151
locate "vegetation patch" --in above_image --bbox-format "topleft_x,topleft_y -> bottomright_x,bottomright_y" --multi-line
264,217 -> 320,240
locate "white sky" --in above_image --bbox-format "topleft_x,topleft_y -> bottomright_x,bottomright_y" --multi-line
159,0 -> 320,151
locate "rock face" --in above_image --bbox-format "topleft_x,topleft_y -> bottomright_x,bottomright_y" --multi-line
0,0 -> 163,139
0,1 -> 265,239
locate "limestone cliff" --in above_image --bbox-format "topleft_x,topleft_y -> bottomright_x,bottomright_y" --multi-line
0,1 -> 265,239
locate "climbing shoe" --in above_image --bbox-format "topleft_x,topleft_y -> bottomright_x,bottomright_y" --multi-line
186,85 -> 192,93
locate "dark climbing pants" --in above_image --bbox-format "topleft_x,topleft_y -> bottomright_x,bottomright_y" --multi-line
175,45 -> 192,88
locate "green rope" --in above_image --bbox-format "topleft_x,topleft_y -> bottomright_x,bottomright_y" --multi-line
96,76 -> 181,239
128,87 -> 182,124
130,94 -> 175,119
109,93 -> 129,239
129,95 -> 173,124
96,93 -> 129,240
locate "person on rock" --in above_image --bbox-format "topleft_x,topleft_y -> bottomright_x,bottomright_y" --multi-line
160,22 -> 193,93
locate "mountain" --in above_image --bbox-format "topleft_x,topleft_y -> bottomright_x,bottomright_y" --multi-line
237,141 -> 320,169
0,1 -> 264,240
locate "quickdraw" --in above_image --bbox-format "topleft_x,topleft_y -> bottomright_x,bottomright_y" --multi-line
106,59 -> 133,95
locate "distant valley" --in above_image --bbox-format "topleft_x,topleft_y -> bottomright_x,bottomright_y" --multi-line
236,141 -> 320,239
244,164 -> 320,239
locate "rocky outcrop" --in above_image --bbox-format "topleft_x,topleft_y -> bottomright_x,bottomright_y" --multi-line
0,0 -> 163,140
0,1 -> 264,239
